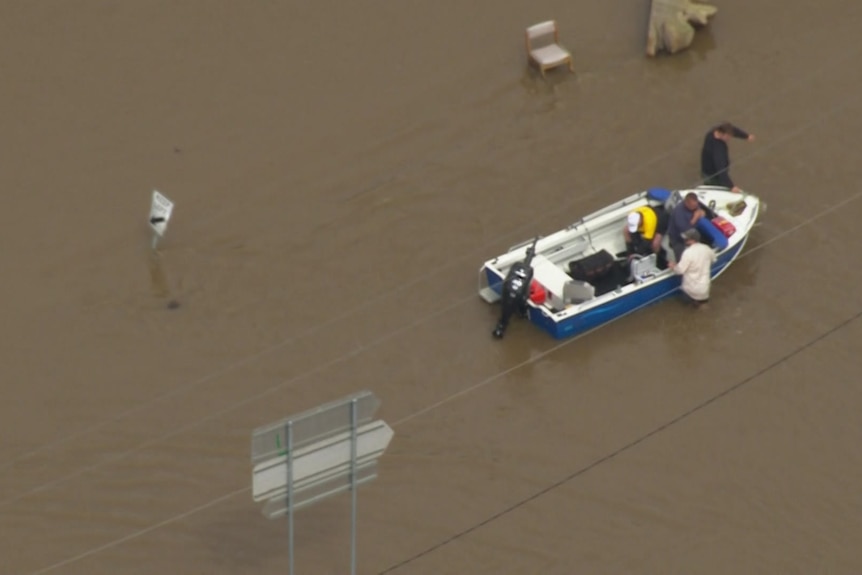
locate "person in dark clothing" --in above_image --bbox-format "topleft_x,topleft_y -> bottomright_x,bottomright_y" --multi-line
666,192 -> 706,262
700,122 -> 755,193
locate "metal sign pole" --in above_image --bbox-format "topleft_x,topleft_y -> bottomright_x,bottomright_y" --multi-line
350,398 -> 358,575
286,421 -> 295,575
151,232 -> 159,251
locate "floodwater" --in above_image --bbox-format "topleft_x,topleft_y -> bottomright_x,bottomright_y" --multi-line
2,1 -> 862,573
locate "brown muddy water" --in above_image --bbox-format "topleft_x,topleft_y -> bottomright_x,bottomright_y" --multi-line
2,1 -> 862,574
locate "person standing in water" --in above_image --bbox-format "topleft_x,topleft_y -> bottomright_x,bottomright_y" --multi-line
668,228 -> 716,309
701,122 -> 755,193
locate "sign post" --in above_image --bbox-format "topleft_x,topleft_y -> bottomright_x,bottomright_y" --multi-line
148,190 -> 174,250
286,420 -> 295,575
350,398 -> 358,573
251,391 -> 393,575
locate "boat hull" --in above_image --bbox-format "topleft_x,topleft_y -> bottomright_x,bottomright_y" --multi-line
529,239 -> 744,339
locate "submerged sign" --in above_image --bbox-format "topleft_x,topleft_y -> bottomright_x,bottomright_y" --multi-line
251,390 -> 392,575
149,190 -> 174,237
252,420 -> 393,512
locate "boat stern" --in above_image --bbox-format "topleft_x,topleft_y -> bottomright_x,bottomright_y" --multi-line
478,264 -> 504,303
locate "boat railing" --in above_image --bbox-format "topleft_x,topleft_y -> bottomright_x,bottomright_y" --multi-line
544,238 -> 590,265
506,235 -> 544,253
566,191 -> 647,231
487,189 -> 661,273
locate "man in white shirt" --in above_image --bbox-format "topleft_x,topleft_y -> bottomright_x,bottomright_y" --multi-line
668,228 -> 716,308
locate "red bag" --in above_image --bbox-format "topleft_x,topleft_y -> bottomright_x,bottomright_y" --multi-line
529,280 -> 546,304
712,216 -> 736,238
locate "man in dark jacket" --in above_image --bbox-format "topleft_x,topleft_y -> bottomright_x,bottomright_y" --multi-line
701,122 -> 755,193
667,192 -> 706,262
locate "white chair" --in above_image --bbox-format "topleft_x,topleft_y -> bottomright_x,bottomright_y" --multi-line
525,20 -> 574,77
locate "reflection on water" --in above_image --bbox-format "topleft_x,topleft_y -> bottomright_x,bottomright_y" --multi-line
652,24 -> 718,72
148,250 -> 181,310
691,25 -> 717,60
520,67 -> 575,95
660,294 -> 721,364
519,67 -> 574,118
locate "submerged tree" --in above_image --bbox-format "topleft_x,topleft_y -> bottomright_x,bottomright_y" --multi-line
646,0 -> 718,57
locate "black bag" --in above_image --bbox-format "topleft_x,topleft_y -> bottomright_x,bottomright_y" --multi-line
568,249 -> 615,282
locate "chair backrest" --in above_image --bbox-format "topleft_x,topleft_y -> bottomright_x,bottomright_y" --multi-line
527,20 -> 557,43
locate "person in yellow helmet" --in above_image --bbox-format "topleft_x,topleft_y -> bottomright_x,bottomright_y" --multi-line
623,205 -> 669,267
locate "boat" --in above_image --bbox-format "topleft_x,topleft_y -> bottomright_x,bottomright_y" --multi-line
478,186 -> 761,340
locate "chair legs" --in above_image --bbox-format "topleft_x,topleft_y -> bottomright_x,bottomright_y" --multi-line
533,61 -> 573,78
529,55 -> 574,78
527,58 -> 575,78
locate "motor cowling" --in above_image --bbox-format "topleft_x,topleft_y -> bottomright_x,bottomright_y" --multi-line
492,237 -> 540,340
503,263 -> 533,303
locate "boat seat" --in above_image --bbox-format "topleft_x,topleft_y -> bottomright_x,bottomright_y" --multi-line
530,255 -> 592,309
531,255 -> 571,299
563,279 -> 595,304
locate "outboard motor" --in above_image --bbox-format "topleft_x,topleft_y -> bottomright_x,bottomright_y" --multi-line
493,238 -> 539,339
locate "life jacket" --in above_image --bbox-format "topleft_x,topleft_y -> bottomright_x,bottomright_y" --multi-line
631,206 -> 658,240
